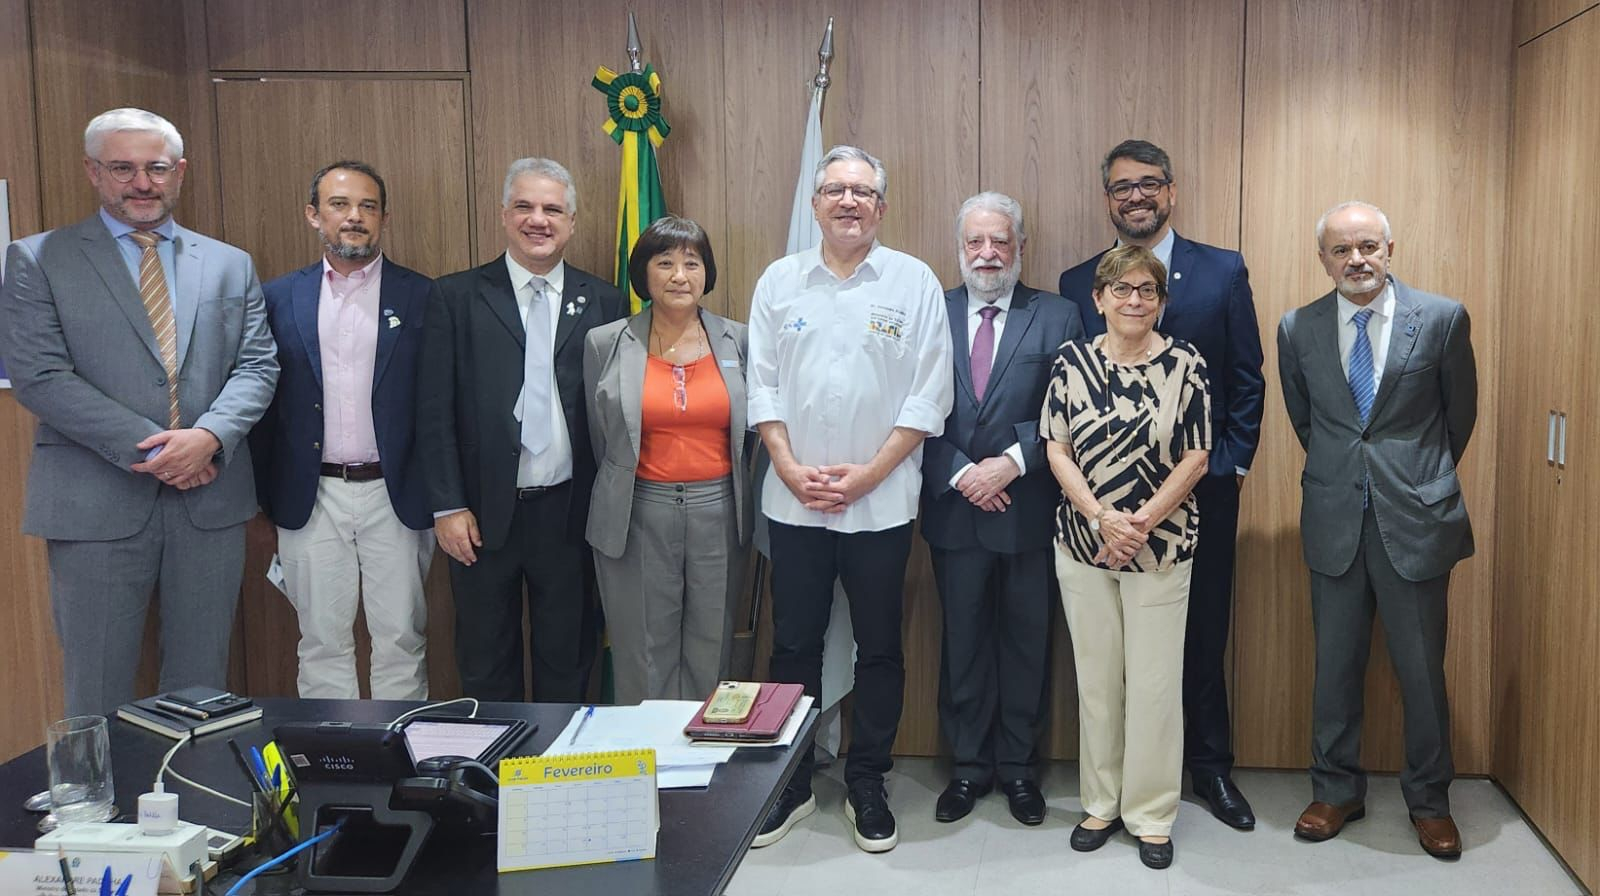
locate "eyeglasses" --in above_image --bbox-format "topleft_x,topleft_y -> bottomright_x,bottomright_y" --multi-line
93,160 -> 178,184
1105,177 -> 1171,201
816,182 -> 881,204
1106,280 -> 1161,300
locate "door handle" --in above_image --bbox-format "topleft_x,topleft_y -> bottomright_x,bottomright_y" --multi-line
1557,412 -> 1568,468
1548,410 -> 1557,465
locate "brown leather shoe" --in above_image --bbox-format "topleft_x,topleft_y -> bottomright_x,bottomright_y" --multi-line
1294,801 -> 1366,841
1411,814 -> 1462,859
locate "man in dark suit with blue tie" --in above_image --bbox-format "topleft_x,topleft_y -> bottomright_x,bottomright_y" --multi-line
1059,140 -> 1265,829
251,160 -> 436,700
923,192 -> 1083,826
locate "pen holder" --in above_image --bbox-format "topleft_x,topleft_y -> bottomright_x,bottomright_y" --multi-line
248,790 -> 298,870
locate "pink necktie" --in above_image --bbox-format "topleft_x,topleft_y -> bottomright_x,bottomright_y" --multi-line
971,304 -> 1000,402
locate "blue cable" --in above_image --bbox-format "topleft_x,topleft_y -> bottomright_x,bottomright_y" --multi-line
223,820 -> 344,896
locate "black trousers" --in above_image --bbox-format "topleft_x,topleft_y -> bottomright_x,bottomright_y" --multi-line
768,520 -> 913,794
1184,473 -> 1241,778
449,482 -> 596,702
931,544 -> 1052,784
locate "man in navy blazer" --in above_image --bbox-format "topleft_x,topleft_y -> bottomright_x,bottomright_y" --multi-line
922,192 -> 1083,826
250,161 -> 436,700
1059,140 -> 1265,829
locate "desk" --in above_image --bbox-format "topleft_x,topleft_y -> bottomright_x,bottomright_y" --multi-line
0,698 -> 816,895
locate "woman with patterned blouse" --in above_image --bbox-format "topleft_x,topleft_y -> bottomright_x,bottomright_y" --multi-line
1041,244 -> 1211,870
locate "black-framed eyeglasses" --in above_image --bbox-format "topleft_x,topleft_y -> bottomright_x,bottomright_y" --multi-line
1105,177 -> 1170,201
94,160 -> 177,184
816,182 -> 881,204
1107,281 -> 1161,300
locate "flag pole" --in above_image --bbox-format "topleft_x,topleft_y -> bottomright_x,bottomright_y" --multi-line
813,17 -> 835,107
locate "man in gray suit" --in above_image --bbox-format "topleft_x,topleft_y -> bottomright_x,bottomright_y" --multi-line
0,108 -> 277,716
921,192 -> 1081,826
1278,201 -> 1476,860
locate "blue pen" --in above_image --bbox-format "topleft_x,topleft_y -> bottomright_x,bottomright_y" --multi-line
272,764 -> 282,790
250,746 -> 269,789
571,705 -> 595,744
99,867 -> 130,896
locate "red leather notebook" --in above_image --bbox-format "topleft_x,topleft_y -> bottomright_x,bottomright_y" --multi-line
684,682 -> 805,742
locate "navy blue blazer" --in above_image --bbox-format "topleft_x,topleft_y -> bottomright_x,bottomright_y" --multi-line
1059,233 -> 1265,477
921,283 -> 1083,554
249,258 -> 433,530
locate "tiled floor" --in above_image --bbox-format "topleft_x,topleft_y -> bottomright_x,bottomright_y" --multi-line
727,760 -> 1585,896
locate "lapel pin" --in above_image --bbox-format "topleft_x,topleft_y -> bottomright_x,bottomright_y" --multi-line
565,302 -> 579,317
388,315 -> 401,329
1173,271 -> 1182,280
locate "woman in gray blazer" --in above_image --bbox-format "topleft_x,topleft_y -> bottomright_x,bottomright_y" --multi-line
583,216 -> 753,704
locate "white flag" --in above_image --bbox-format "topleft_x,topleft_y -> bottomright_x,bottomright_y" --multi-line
785,90 -> 825,255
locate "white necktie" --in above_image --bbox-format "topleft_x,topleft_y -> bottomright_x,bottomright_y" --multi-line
519,280 -> 553,455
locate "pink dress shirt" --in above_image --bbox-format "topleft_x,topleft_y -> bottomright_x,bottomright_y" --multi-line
318,254 -> 383,464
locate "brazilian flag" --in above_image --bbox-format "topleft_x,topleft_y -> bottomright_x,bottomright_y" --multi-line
593,63 -> 670,314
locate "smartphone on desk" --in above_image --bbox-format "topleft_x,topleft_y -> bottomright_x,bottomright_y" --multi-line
702,681 -> 760,724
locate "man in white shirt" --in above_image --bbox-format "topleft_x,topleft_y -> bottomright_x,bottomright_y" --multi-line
747,145 -> 954,853
416,158 -> 626,701
920,192 -> 1082,827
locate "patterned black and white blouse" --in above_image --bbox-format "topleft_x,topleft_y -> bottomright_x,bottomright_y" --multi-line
1039,334 -> 1211,572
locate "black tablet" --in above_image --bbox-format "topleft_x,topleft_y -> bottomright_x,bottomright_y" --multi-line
398,715 -> 533,767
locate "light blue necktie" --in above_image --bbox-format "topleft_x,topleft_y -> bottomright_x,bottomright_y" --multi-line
1348,308 -> 1376,423
519,280 -> 553,455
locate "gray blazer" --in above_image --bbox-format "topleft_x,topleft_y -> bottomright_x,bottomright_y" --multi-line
0,215 -> 278,540
1277,276 -> 1477,582
583,307 -> 752,559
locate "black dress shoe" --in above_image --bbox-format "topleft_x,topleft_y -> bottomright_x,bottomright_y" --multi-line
999,779 -> 1046,826
935,778 -> 991,823
845,782 -> 898,853
1138,837 -> 1174,869
1069,816 -> 1124,852
1194,774 -> 1256,830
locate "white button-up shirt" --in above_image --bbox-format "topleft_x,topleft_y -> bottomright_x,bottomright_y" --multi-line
506,254 -> 573,487
748,243 -> 954,533
1337,281 -> 1396,393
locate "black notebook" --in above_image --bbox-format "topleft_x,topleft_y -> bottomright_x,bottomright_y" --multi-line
116,688 -> 262,739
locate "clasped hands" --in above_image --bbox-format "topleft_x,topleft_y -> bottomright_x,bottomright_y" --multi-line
955,455 -> 1020,512
777,460 -> 883,513
1094,507 -> 1152,569
131,428 -> 220,490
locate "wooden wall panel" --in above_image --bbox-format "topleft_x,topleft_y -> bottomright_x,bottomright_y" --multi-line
1515,0 -> 1599,44
1235,0 -> 1510,774
1496,8 -> 1600,889
213,78 -> 473,281
205,0 -> 467,72
467,0 -> 729,310
29,0 -> 213,232
0,0 -> 41,240
979,0 -> 1243,759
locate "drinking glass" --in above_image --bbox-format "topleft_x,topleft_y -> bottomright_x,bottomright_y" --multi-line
47,715 -> 116,824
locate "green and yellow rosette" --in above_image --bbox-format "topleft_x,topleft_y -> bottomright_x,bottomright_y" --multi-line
593,64 -> 670,147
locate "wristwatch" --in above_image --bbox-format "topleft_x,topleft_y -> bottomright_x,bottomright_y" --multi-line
1088,507 -> 1105,533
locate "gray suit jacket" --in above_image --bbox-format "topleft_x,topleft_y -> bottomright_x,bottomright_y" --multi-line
0,214 -> 278,540
1277,276 -> 1476,582
582,307 -> 752,559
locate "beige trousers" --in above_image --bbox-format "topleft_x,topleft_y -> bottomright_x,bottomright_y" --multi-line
278,477 -> 435,700
1056,550 -> 1192,837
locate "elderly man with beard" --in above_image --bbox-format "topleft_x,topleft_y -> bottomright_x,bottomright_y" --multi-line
1059,140 -> 1265,830
919,192 -> 1082,826
251,160 -> 437,699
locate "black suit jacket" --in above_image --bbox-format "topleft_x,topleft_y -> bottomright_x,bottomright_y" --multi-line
416,256 -> 626,550
250,258 -> 433,530
921,283 -> 1083,554
1060,233 -> 1265,477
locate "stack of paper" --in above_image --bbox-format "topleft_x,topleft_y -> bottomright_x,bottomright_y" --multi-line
545,698 -> 813,789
